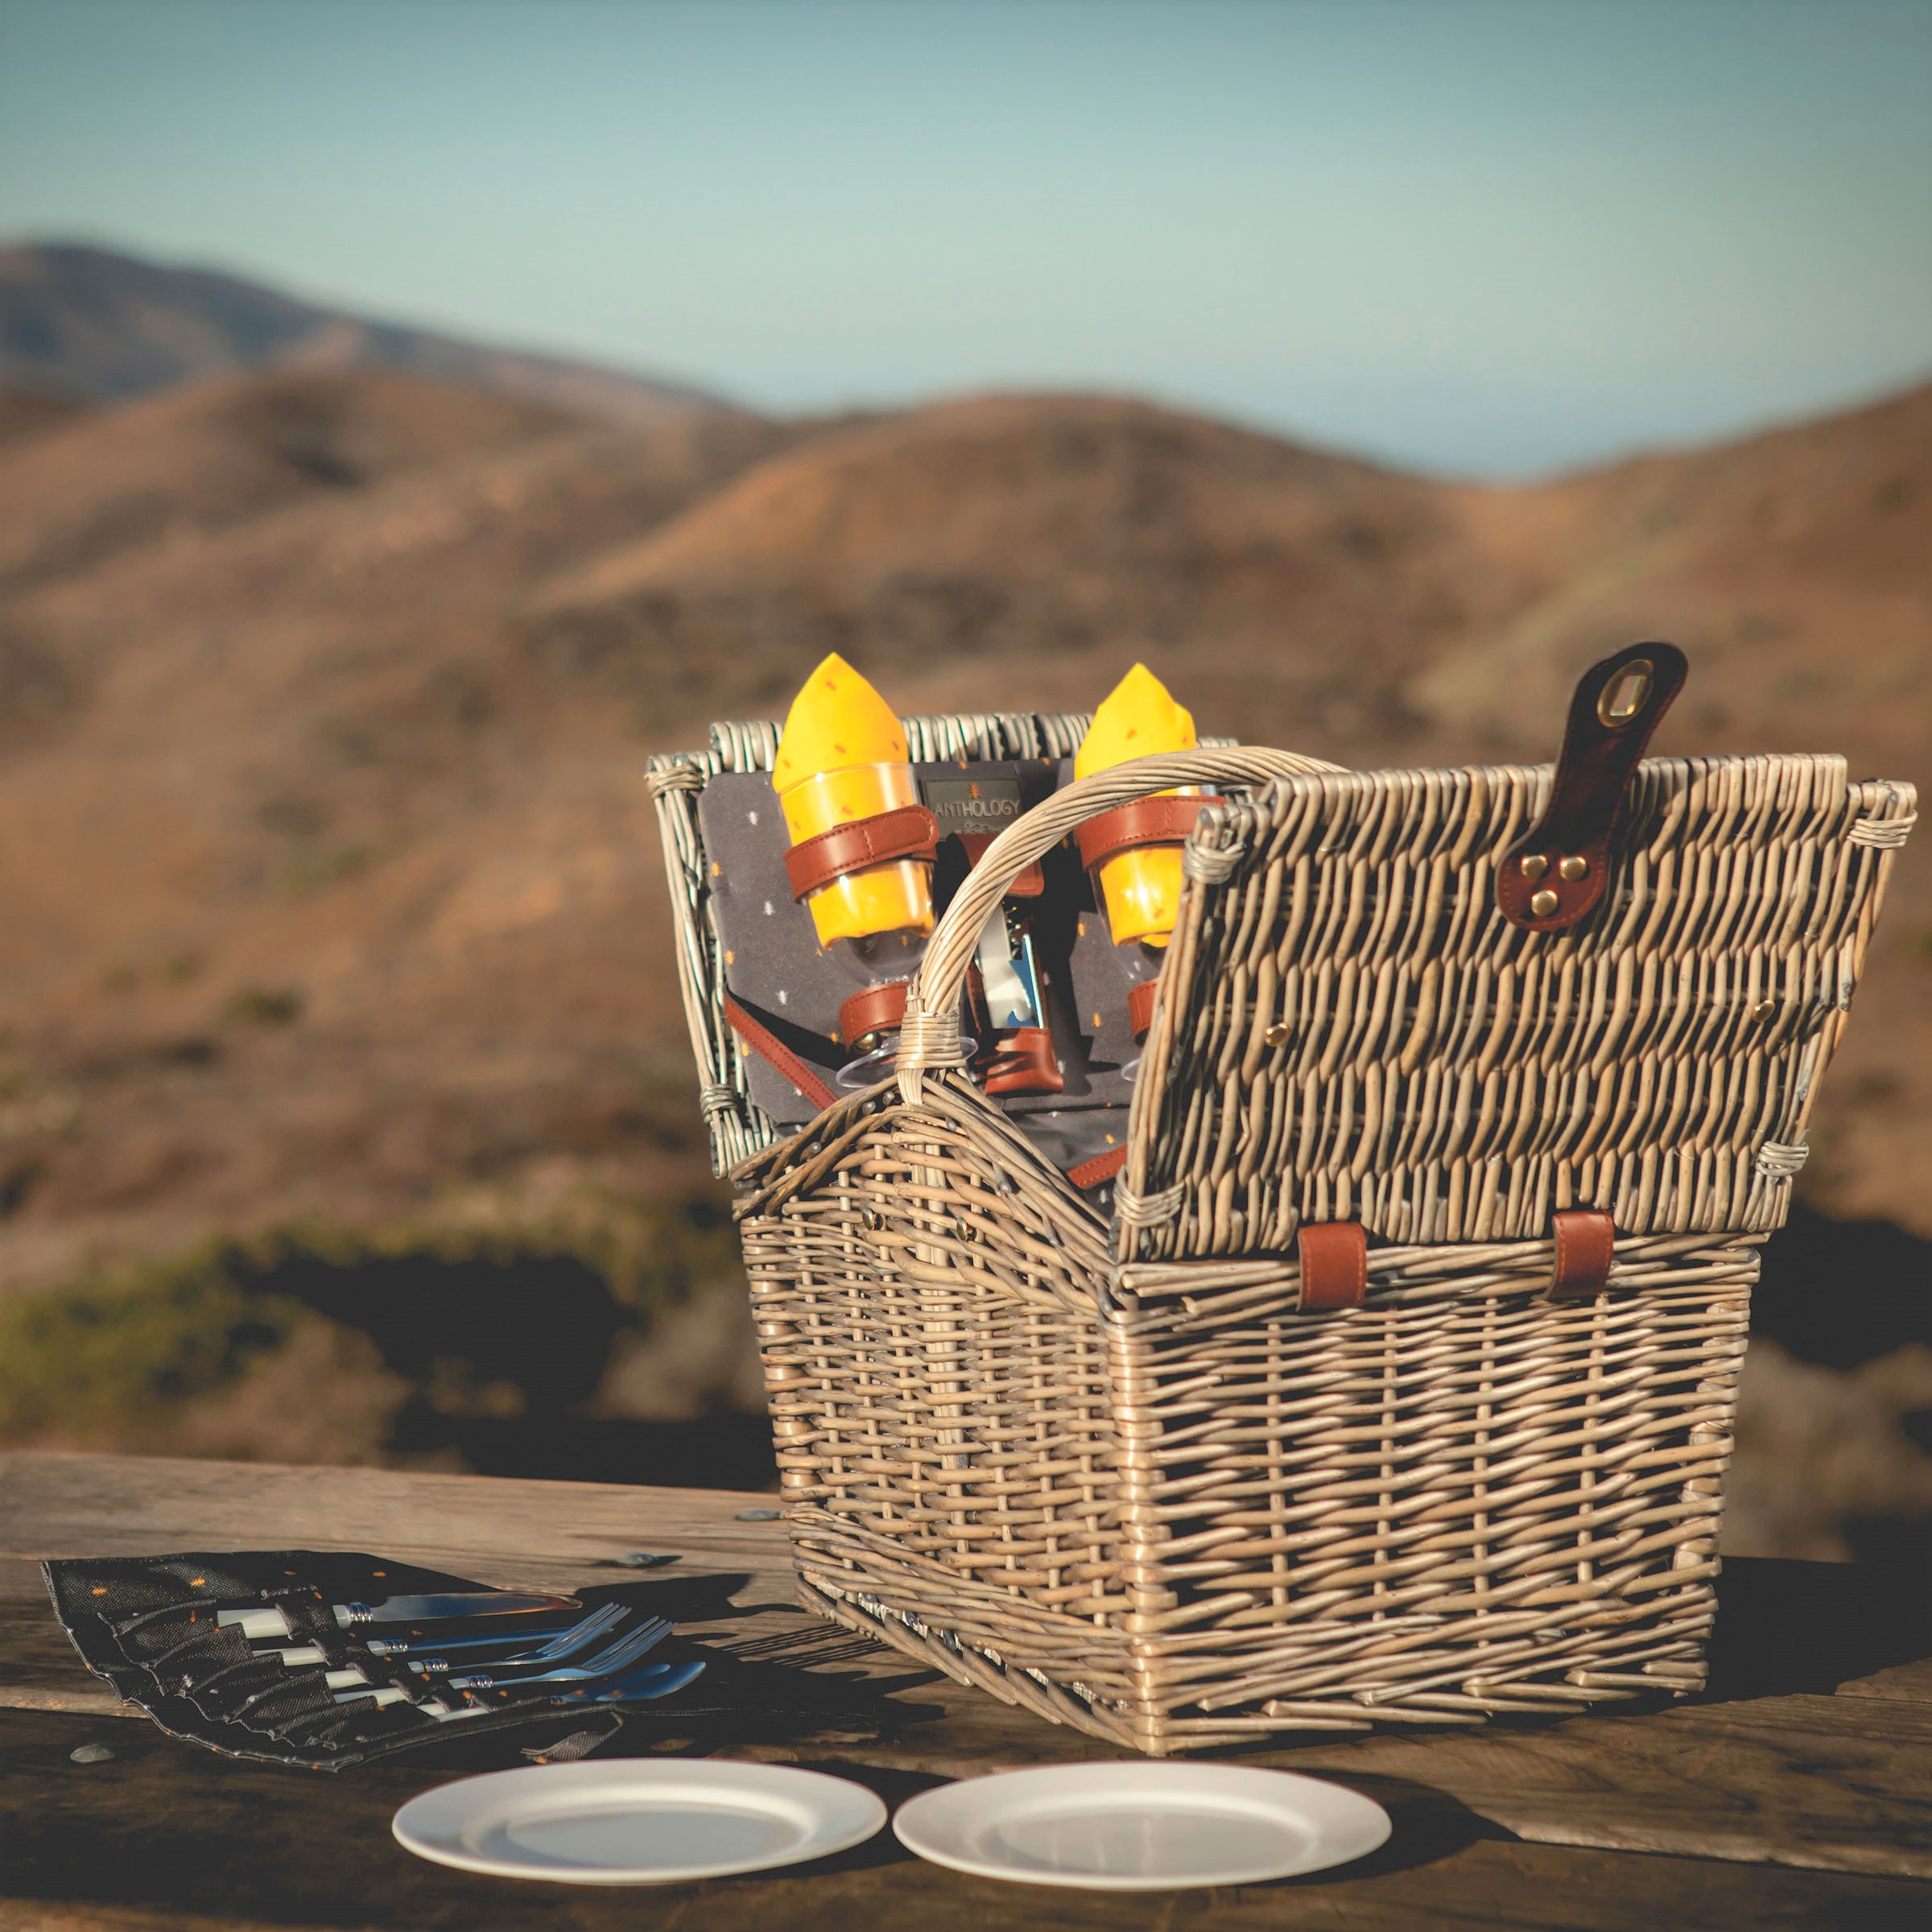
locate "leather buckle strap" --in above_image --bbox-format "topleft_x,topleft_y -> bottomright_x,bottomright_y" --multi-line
724,997 -> 838,1113
1548,1209 -> 1616,1301
1074,795 -> 1215,873
1497,642 -> 1687,932
1127,977 -> 1160,1043
1066,1145 -> 1128,1190
838,980 -> 910,1050
783,803 -> 939,902
1298,1220 -> 1368,1312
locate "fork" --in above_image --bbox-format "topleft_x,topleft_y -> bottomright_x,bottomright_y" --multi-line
555,1656 -> 708,1704
389,1601 -> 628,1670
272,1602 -> 632,1690
422,1656 -> 706,1723
332,1614 -> 672,1703
441,1614 -> 673,1690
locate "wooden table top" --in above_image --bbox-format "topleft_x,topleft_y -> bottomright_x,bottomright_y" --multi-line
3,1449 -> 1930,1930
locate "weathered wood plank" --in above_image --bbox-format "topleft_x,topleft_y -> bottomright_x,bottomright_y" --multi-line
9,1454 -> 1932,1883
0,1451 -> 795,1596
1840,1660 -> 1932,1703
5,1707 -> 1926,1932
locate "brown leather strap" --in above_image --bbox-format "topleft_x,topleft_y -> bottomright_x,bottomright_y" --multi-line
1497,642 -> 1687,932
983,1026 -> 1063,1096
1126,977 -> 1160,1043
960,832 -> 1044,898
1298,1220 -> 1368,1312
1548,1209 -> 1616,1302
1075,795 -> 1213,873
724,997 -> 838,1113
783,803 -> 939,902
837,980 -> 910,1049
1066,1145 -> 1129,1190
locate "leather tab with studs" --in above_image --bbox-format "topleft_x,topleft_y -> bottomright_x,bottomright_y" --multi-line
1497,642 -> 1688,934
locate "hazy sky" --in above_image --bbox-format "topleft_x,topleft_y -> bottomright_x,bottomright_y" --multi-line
2,0 -> 1928,476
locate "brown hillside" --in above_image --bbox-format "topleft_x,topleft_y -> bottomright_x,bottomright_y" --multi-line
0,366 -> 585,595
1425,384 -> 1932,1226
0,386 -> 85,452
0,374 -> 1924,1307
530,393 -> 1508,749
0,371 -> 802,1290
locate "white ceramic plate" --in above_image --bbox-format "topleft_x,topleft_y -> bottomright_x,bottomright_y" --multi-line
893,1762 -> 1390,1892
393,1760 -> 888,1885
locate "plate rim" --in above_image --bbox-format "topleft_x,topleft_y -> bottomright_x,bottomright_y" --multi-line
890,1761 -> 1392,1893
392,1757 -> 890,1885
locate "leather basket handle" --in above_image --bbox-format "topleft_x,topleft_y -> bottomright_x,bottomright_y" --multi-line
1496,642 -> 1687,932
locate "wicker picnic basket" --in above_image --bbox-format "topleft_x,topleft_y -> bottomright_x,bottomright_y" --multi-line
647,648 -> 1914,1753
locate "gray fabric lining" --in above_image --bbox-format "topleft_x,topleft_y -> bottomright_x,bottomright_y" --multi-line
697,762 -> 1157,1174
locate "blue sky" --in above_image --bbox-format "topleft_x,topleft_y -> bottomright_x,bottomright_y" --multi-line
2,0 -> 1927,476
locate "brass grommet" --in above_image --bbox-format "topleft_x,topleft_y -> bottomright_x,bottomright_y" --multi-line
1558,855 -> 1588,881
1530,889 -> 1560,919
1262,1022 -> 1291,1048
861,1207 -> 884,1232
1519,853 -> 1550,882
1596,658 -> 1653,727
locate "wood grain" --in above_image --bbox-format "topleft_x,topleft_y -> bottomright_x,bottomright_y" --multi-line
5,1707 -> 1927,1932
8,1453 -> 1932,1886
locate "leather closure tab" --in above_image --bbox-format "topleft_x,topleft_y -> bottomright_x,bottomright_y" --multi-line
1548,1209 -> 1616,1301
1075,795 -> 1215,873
1298,1220 -> 1368,1313
1127,977 -> 1160,1043
783,803 -> 939,902
1497,642 -> 1687,933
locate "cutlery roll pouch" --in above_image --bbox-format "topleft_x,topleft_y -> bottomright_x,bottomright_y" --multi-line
43,1550 -> 627,1769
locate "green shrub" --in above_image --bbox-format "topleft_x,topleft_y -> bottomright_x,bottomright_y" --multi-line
0,1244 -> 297,1437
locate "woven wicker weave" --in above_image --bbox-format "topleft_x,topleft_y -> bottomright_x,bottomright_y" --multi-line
653,718 -> 1913,1752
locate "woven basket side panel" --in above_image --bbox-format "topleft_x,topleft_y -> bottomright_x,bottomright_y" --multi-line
737,1091 -> 1146,1725
646,751 -> 776,1174
1103,1233 -> 1751,1742
1124,755 -> 1914,1262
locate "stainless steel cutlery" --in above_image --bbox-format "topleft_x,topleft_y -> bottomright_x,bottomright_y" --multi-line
436,1614 -> 672,1690
220,1591 -> 577,1641
265,1600 -> 629,1674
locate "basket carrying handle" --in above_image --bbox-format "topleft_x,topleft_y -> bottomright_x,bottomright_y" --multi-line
894,745 -> 1343,1103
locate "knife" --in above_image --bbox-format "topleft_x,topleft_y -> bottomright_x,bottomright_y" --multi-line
217,1591 -> 577,1641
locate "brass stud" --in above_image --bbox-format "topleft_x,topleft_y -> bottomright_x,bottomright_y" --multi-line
1749,997 -> 1777,1023
1262,1022 -> 1291,1048
1530,889 -> 1560,919
1519,853 -> 1550,882
1558,855 -> 1588,881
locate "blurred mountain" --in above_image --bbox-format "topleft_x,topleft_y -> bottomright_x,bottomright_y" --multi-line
0,335 -> 1924,1526
0,242 -> 732,423
0,385 -> 85,451
0,361 -> 1923,1289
